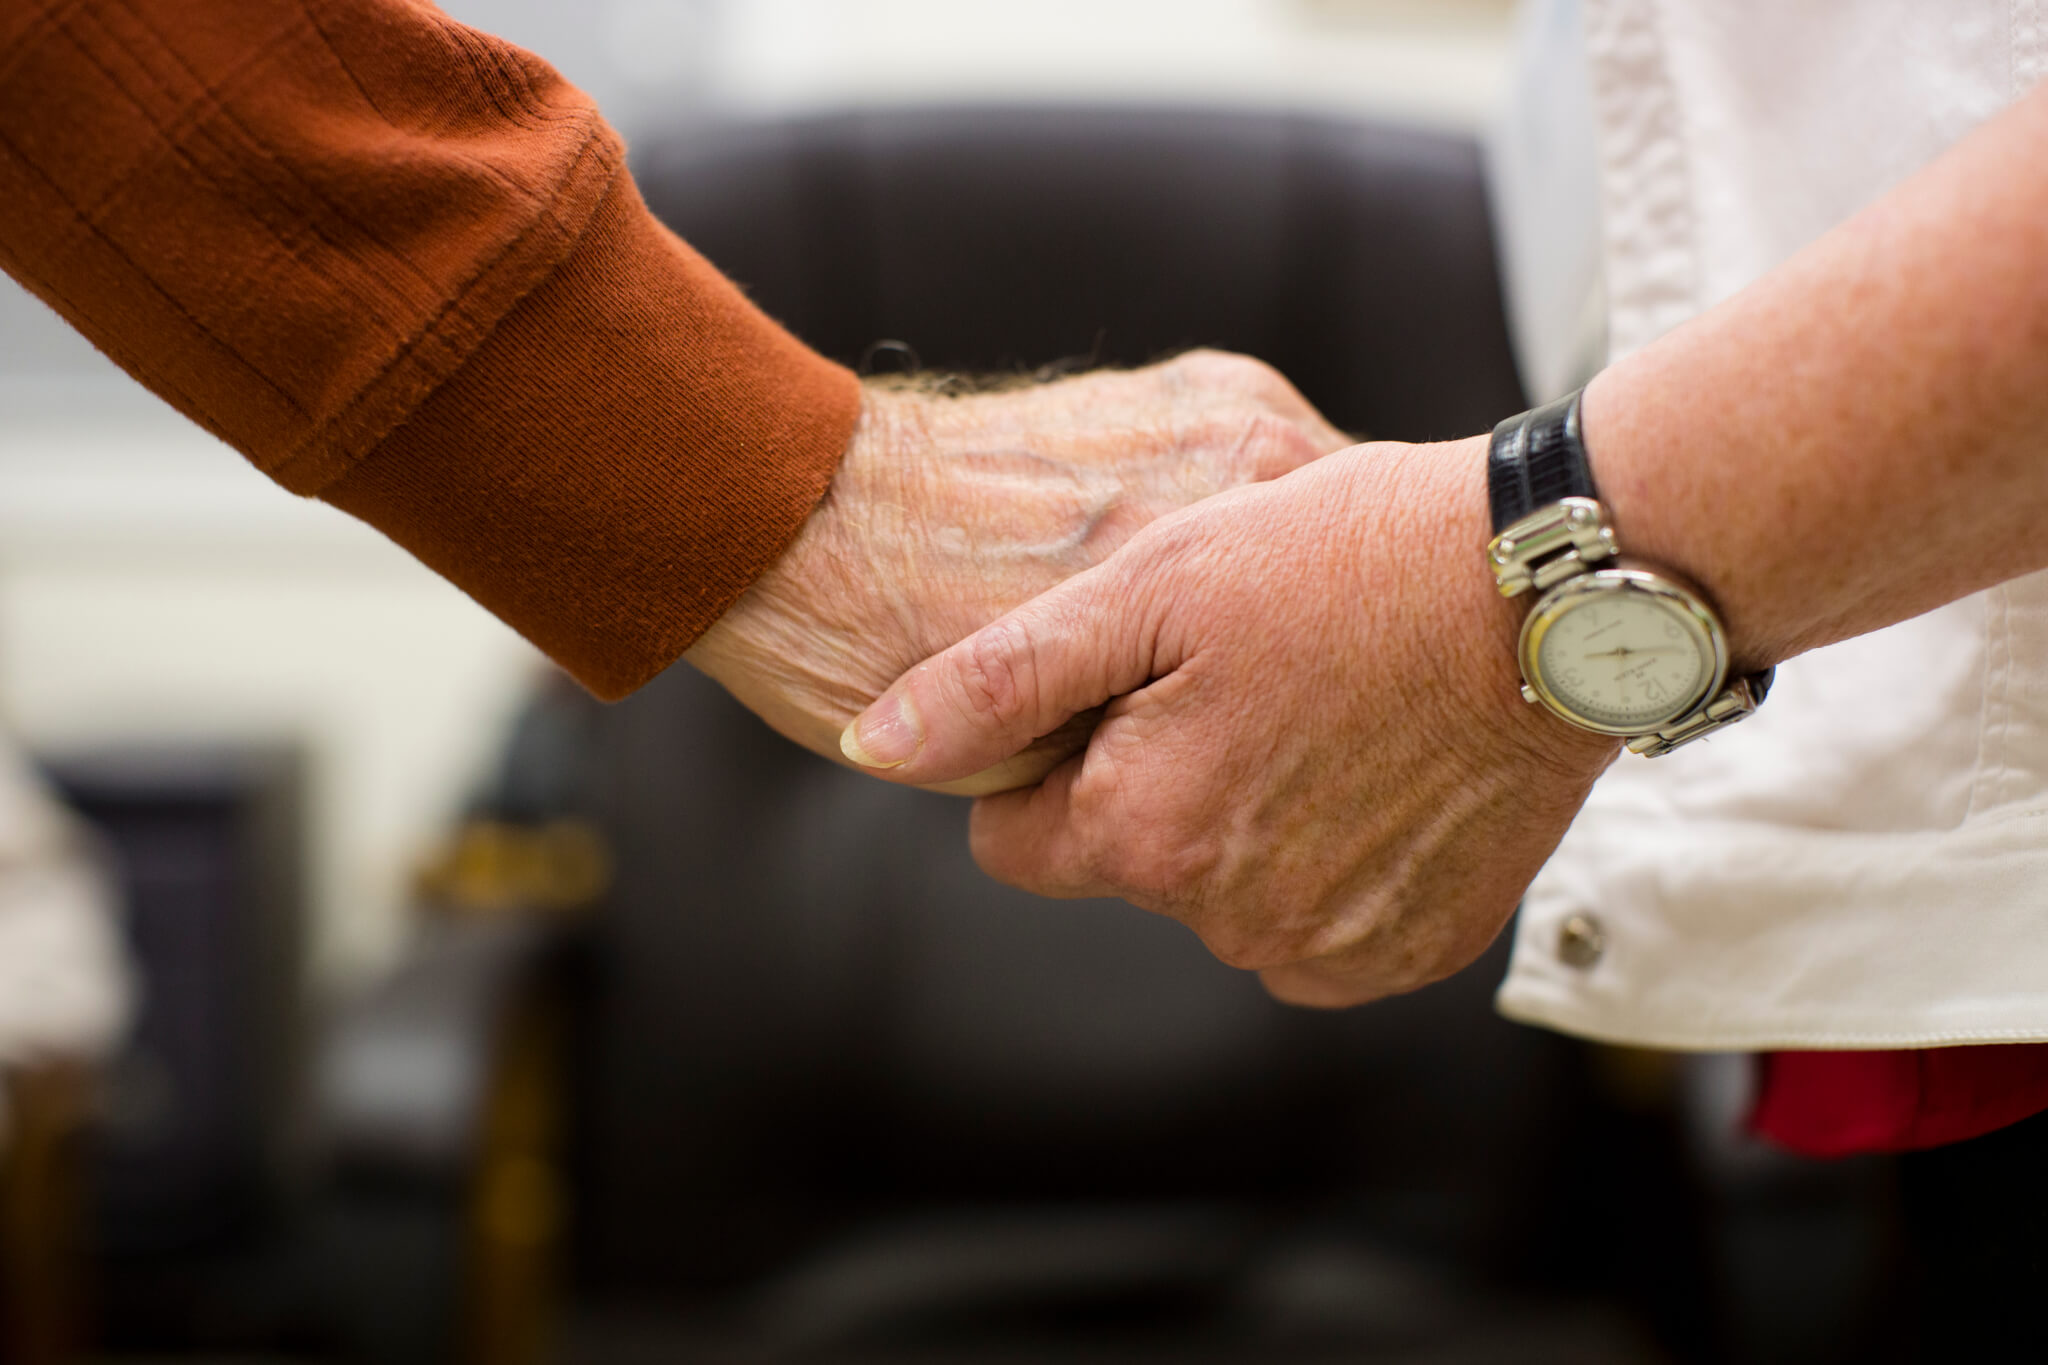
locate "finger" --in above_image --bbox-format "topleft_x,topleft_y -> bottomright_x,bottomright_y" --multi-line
839,561 -> 1167,786
918,707 -> 1104,797
965,757 -> 1106,898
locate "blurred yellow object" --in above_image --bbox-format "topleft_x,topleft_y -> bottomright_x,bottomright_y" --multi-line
1590,1044 -> 1686,1112
480,1154 -> 565,1250
415,819 -> 612,919
0,1064 -> 90,1365
462,999 -> 566,1365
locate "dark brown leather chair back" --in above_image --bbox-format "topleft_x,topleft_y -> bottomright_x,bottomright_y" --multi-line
531,109 -> 1577,1307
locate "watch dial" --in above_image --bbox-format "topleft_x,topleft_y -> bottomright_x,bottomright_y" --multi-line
1536,590 -> 1715,728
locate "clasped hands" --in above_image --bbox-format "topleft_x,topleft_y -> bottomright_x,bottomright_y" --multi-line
689,352 -> 1619,1008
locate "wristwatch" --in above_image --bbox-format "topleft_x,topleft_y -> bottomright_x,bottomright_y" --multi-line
1485,389 -> 1772,757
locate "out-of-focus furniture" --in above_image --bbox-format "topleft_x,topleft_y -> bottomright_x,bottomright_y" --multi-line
638,106 -> 1525,442
32,107 -> 1960,1365
317,903 -> 580,1365
537,106 -> 1928,1364
24,749 -> 581,1365
37,748 -> 311,1353
447,108 -> 1697,1364
323,106 -> 1939,1365
605,103 -> 1555,1290
0,739 -> 123,1365
25,743 -> 586,1365
0,1064 -> 91,1365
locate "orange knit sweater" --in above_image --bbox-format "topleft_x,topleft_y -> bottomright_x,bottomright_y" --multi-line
0,0 -> 862,699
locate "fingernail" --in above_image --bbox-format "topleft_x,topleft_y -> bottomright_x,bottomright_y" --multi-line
840,694 -> 923,769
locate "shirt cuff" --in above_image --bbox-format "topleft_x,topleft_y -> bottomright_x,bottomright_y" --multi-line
319,168 -> 862,700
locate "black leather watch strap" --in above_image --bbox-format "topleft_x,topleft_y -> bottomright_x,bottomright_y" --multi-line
1488,388 -> 1597,534
1487,386 -> 1779,736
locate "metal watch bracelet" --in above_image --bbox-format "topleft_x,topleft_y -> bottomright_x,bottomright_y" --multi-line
1487,395 -> 1774,758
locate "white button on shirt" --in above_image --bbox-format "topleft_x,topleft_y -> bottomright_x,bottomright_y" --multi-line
1489,0 -> 2048,1051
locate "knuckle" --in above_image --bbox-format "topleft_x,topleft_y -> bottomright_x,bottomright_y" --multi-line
956,617 -> 1039,728
1179,350 -> 1294,405
1257,970 -> 1315,1007
1162,346 -> 1232,375
1098,833 -> 1194,905
1235,357 -> 1295,405
1355,899 -> 1500,996
967,818 -> 1038,891
1422,917 -> 1501,987
1205,930 -> 1286,973
1220,910 -> 1322,972
1224,891 -> 1353,973
1265,971 -> 1378,1011
1235,410 -> 1321,473
1179,408 -> 1319,484
1217,909 -> 1334,972
969,806 -> 1097,900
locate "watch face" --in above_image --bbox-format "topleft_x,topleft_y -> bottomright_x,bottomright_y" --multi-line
1524,570 -> 1724,732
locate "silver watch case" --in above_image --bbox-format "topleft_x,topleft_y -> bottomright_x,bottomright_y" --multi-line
1517,563 -> 1732,737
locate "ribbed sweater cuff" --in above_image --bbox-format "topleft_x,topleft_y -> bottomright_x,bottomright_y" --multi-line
321,170 -> 861,700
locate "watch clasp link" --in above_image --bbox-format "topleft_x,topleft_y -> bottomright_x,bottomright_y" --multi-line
1624,674 -> 1769,758
1486,498 -> 1619,598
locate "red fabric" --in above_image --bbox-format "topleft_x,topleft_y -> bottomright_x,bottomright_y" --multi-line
1750,1044 -> 2048,1157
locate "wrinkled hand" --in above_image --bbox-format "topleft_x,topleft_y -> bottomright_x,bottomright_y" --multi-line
838,436 -> 1621,1005
686,351 -> 1349,795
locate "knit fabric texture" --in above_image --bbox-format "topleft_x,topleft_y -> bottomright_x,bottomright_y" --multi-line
0,0 -> 860,697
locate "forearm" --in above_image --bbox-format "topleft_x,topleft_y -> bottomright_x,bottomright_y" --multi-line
837,80 -> 2048,1008
0,0 -> 858,698
1586,79 -> 2048,672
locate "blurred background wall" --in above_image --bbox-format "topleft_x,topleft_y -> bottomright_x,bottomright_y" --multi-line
0,0 -> 1517,996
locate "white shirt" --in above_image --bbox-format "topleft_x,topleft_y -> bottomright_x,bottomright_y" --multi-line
1490,0 -> 2048,1050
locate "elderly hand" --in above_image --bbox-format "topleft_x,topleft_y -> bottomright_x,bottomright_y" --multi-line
835,435 -> 1619,1004
686,351 -> 1349,796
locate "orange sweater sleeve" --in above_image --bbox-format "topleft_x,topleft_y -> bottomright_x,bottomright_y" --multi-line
0,0 -> 861,699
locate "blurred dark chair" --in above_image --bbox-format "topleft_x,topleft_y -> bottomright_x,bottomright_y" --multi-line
638,106 -> 1526,441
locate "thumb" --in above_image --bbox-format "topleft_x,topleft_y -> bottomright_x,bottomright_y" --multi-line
839,566 -> 1163,787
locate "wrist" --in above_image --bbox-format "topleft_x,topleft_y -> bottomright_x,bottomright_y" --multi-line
1578,365 -> 1796,674
1371,436 -> 1621,775
685,389 -> 902,754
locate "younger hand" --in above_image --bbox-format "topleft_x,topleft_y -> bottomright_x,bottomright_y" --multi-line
839,437 -> 1619,1003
